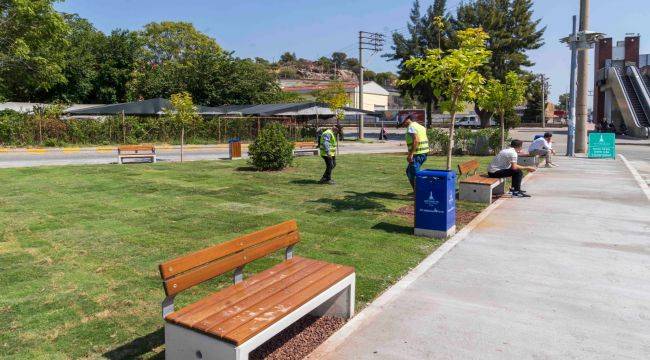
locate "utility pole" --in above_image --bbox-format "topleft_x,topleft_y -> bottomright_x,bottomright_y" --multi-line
561,7 -> 603,156
567,16 -> 578,156
540,74 -> 546,128
357,31 -> 385,140
575,0 -> 590,153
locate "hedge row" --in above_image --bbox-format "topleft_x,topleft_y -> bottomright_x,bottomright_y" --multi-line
0,111 -> 317,147
427,127 -> 506,156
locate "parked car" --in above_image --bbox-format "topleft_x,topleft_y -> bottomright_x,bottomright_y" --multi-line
455,115 -> 496,128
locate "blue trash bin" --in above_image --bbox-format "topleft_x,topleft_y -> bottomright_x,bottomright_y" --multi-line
414,170 -> 457,238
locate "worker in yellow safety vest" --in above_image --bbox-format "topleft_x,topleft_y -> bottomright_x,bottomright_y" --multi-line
318,127 -> 340,184
399,115 -> 430,189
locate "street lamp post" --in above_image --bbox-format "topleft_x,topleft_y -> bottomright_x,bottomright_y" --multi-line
560,17 -> 603,157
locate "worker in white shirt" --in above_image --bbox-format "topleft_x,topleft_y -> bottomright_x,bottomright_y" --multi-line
528,132 -> 557,168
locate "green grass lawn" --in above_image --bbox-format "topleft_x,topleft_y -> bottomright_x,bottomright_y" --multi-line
0,154 -> 490,359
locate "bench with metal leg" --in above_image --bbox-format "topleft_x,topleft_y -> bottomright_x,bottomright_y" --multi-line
458,160 -> 506,204
293,141 -> 319,156
117,144 -> 156,164
158,220 -> 355,360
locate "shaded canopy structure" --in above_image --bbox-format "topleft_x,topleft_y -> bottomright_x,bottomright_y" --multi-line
66,98 -> 221,116
67,99 -> 375,117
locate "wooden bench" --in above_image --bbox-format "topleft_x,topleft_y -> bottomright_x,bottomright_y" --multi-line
158,220 -> 355,360
517,153 -> 540,167
458,160 -> 506,204
293,141 -> 319,156
117,144 -> 156,164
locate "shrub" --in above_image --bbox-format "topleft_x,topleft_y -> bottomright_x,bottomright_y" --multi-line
427,127 -> 505,156
427,128 -> 450,155
248,123 -> 294,170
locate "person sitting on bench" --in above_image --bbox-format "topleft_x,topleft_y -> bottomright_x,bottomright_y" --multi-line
529,132 -> 557,168
488,140 -> 537,198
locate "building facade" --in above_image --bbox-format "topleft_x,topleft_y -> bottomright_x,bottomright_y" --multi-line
279,80 -> 389,112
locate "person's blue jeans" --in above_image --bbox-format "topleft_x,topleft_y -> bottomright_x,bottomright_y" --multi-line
406,154 -> 428,189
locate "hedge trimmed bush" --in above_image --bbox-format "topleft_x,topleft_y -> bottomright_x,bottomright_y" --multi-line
0,110 -> 313,147
248,123 -> 295,171
427,127 -> 505,156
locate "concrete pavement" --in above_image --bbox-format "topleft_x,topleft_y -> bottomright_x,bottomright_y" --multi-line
309,155 -> 650,360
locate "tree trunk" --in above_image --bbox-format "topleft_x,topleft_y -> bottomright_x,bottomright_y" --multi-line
181,127 -> 184,163
121,110 -> 126,144
500,112 -> 506,150
447,110 -> 456,171
426,101 -> 433,128
475,103 -> 493,128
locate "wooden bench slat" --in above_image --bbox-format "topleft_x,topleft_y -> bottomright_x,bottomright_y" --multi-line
160,220 -> 298,280
166,257 -> 308,321
163,231 -> 300,296
118,145 -> 155,152
458,160 -> 480,176
222,265 -> 354,345
294,142 -> 317,149
195,263 -> 341,344
167,257 -> 314,325
460,174 -> 501,185
191,261 -> 334,337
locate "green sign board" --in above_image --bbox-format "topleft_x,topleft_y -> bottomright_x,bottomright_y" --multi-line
588,132 -> 616,159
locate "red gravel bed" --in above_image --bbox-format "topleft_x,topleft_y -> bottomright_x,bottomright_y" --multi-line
249,315 -> 346,360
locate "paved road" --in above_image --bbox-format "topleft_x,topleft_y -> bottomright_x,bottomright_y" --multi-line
310,155 -> 650,360
0,141 -> 407,168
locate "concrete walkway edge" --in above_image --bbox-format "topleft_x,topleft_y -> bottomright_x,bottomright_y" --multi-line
307,175 -> 536,359
619,154 -> 650,201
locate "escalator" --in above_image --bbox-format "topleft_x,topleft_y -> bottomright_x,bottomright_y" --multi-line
624,66 -> 650,127
607,66 -> 650,137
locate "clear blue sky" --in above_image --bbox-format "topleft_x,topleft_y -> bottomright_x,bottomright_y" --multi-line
56,0 -> 650,103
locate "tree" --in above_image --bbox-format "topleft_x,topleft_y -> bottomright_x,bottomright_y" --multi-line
315,56 -> 334,72
128,21 -> 226,101
313,81 -> 349,126
202,57 -> 294,105
49,14 -> 104,103
453,0 -> 545,126
386,0 -> 451,126
479,71 -> 527,149
166,92 -> 201,162
0,0 -> 69,101
375,72 -> 398,86
139,21 -> 221,65
94,29 -> 142,103
522,74 -> 549,123
331,52 -> 348,68
279,52 -> 297,64
363,70 -> 376,82
254,57 -> 270,66
403,28 -> 491,170
558,92 -> 569,112
344,57 -> 360,72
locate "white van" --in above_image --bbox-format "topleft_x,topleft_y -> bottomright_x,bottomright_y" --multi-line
455,115 -> 496,128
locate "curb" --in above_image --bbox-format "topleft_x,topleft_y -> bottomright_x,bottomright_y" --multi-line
307,173 -> 537,359
619,154 -> 650,201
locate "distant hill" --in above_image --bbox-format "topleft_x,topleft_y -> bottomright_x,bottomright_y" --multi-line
275,61 -> 358,82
